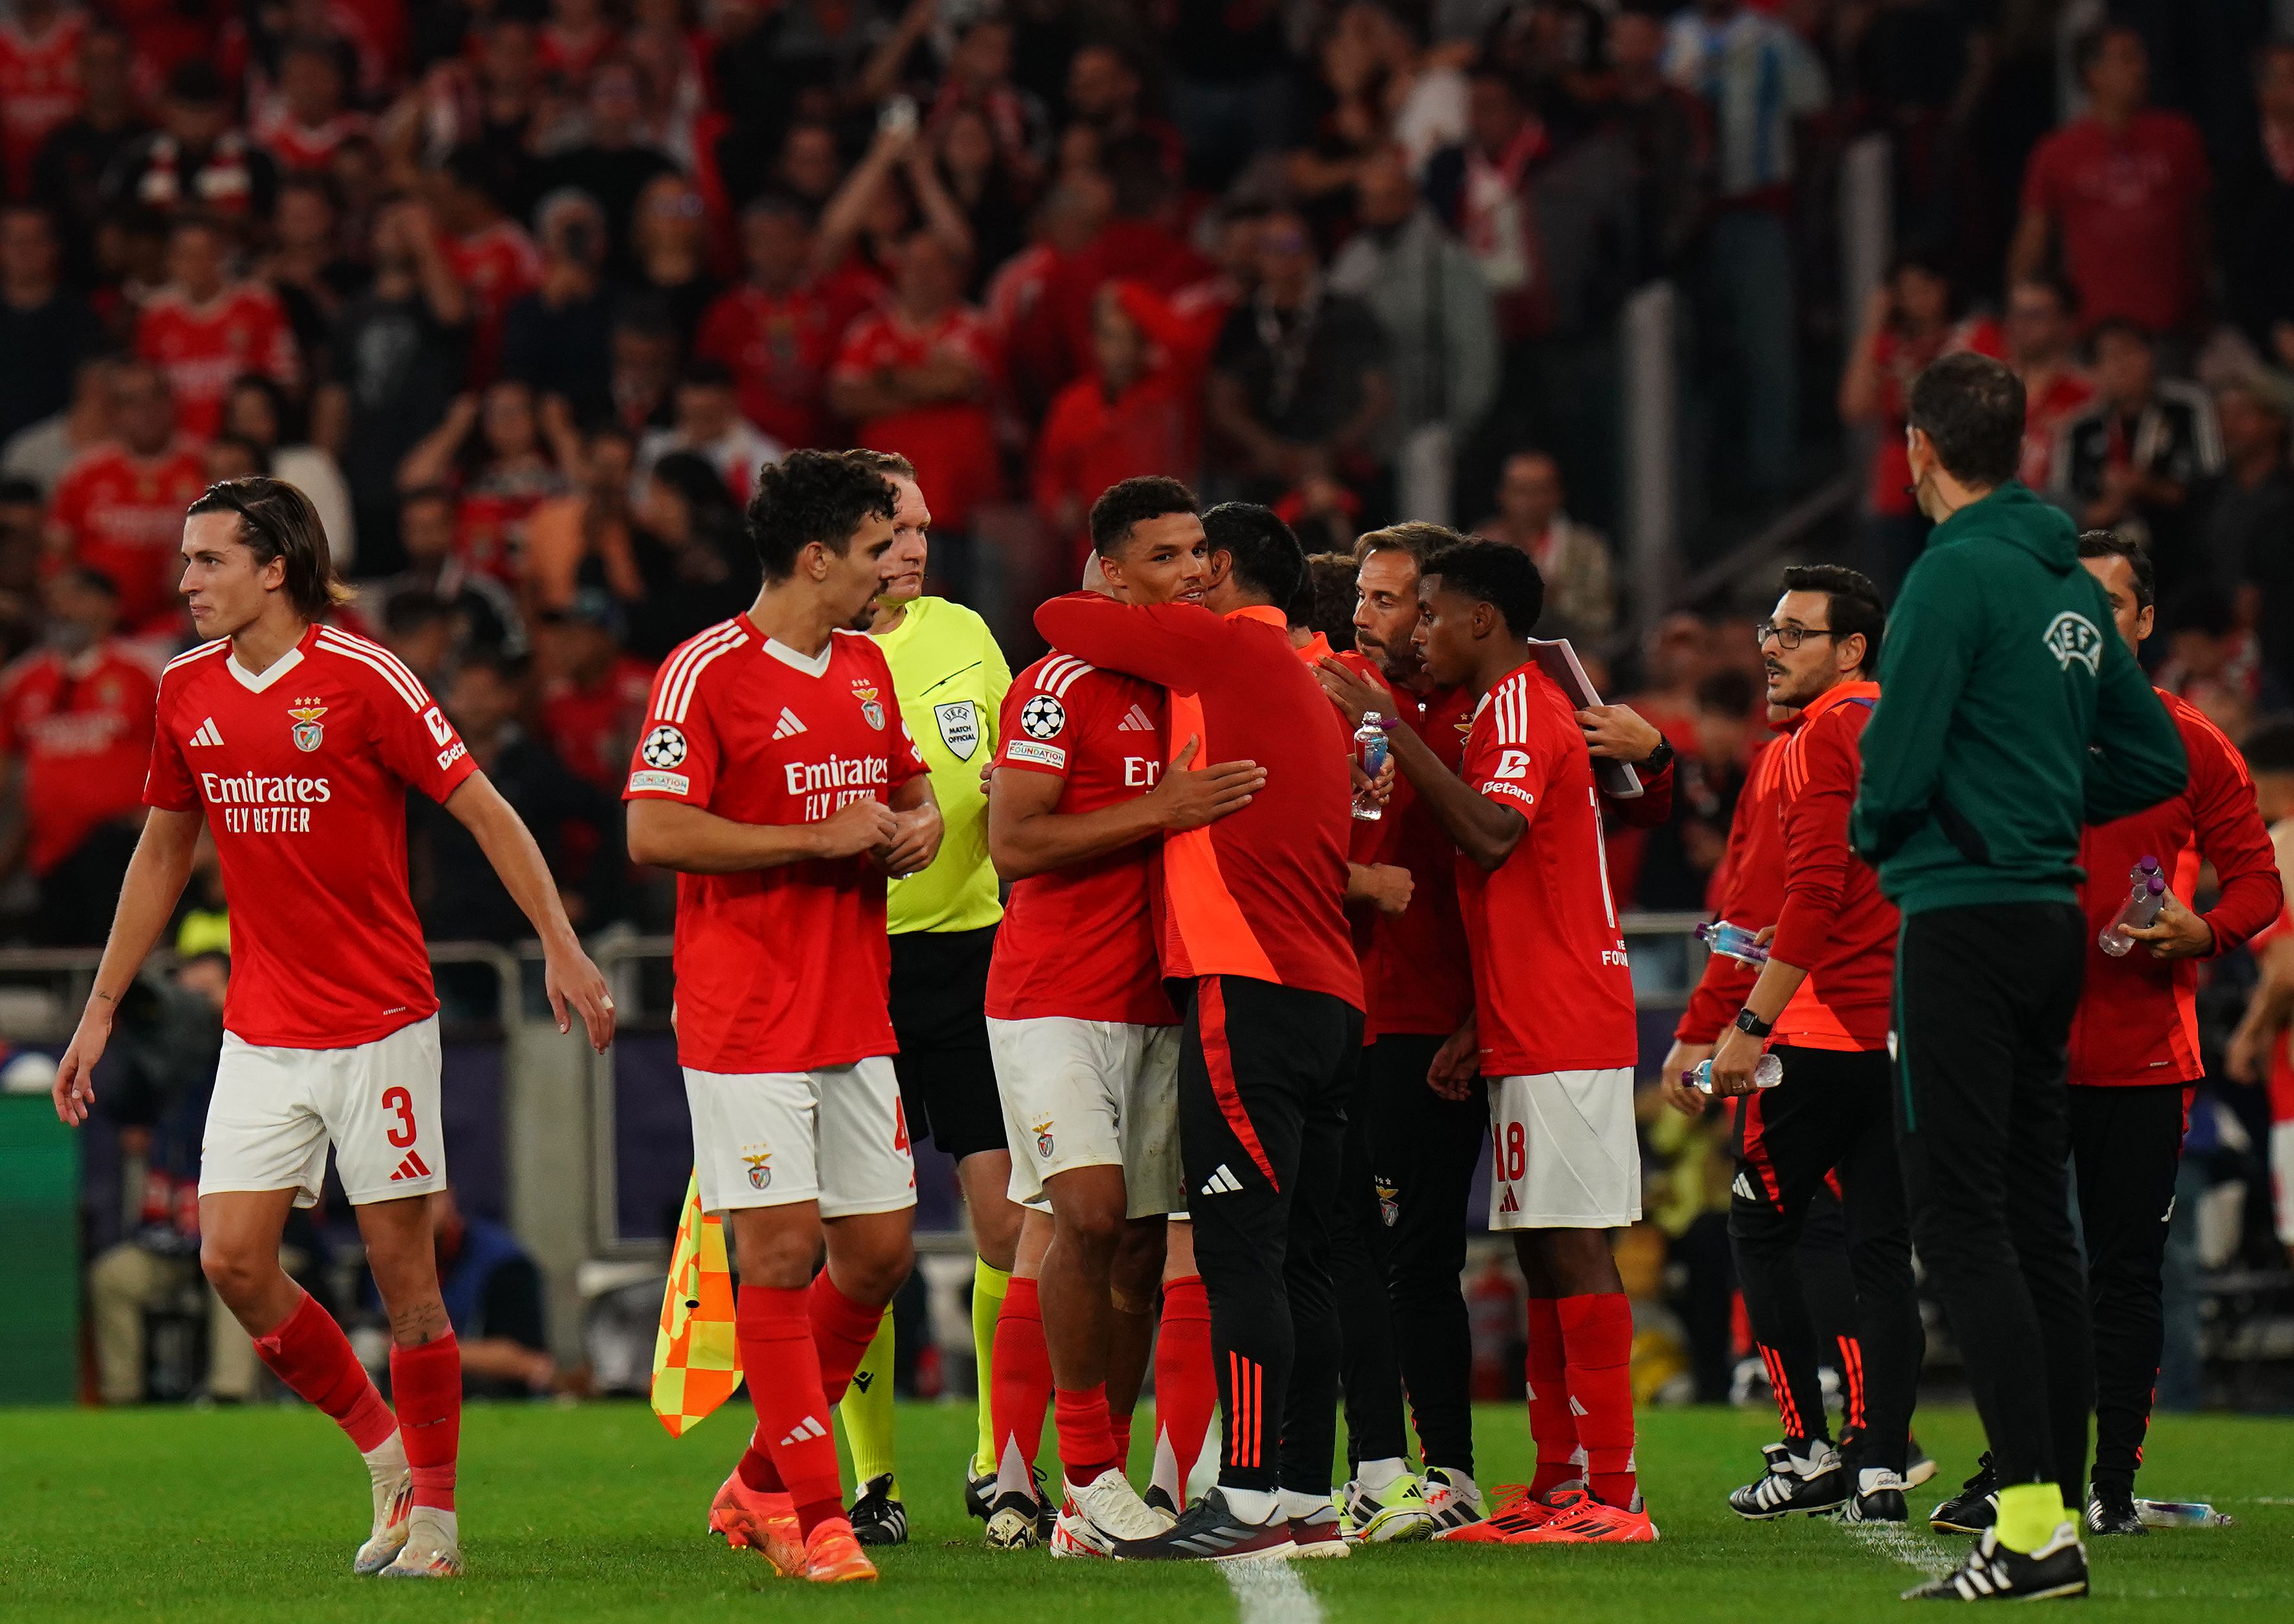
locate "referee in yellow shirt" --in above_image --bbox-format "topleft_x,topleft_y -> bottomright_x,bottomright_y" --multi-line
837,449 -> 1017,1545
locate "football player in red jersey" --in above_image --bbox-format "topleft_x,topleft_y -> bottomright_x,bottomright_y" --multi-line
51,478 -> 616,1581
622,451 -> 942,1586
979,478 -> 1266,1554
1356,540 -> 1660,1544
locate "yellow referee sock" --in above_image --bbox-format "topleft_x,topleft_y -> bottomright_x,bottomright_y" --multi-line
1993,1482 -> 2069,1553
839,1314 -> 898,1498
972,1256 -> 1011,1477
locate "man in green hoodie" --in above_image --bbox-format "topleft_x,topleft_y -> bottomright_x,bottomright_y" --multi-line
1849,353 -> 2187,1602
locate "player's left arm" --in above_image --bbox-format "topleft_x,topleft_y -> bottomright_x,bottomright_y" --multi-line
1033,592 -> 1227,689
444,774 -> 616,1050
878,683 -> 943,877
2123,722 -> 2285,961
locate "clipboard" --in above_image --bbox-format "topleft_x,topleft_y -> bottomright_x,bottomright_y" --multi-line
1527,637 -> 1644,799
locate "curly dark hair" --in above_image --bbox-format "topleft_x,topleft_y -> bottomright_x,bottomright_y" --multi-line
745,449 -> 898,583
1089,475 -> 1198,556
1420,539 -> 1544,639
1290,551 -> 1359,648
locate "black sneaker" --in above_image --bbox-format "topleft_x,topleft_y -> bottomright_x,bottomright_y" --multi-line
1902,1524 -> 2088,1601
2084,1485 -> 2147,1538
1842,1467 -> 1909,1524
964,1461 -> 996,1522
1143,1483 -> 1181,1519
846,1474 -> 908,1547
1931,1452 -> 2001,1535
1729,1441 -> 1848,1519
1108,1487 -> 1297,1562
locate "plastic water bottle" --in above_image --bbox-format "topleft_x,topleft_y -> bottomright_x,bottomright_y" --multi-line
1689,1055 -> 1783,1093
1697,920 -> 1771,967
2132,1498 -> 2234,1529
2099,857 -> 2168,957
1352,712 -> 1389,822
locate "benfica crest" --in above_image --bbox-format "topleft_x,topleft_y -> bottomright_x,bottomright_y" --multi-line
288,705 -> 327,752
851,681 -> 885,730
1032,1117 -> 1055,1159
741,1145 -> 773,1190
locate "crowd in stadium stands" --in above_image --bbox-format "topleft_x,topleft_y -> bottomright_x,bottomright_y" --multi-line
20,0 -> 2289,1410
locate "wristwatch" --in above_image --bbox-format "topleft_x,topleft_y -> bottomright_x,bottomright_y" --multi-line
1734,1007 -> 1773,1039
1641,738 -> 1675,774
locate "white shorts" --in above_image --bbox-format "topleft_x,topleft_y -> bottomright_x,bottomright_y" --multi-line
685,1055 -> 918,1219
1486,1068 -> 1642,1230
2272,1121 -> 2294,1246
201,1016 -> 445,1208
988,1017 -> 1183,1218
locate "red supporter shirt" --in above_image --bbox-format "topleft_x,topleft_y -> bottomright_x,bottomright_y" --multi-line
0,640 -> 158,874
1032,595 -> 1361,1009
1033,372 -> 1191,563
831,303 -> 1002,533
985,651 -> 1174,1025
1766,682 -> 1897,1052
2020,111 -> 2212,334
1677,723 -> 1793,1044
443,221 -> 541,386
540,655 -> 655,789
624,618 -> 928,1074
252,110 -> 371,174
47,444 -> 207,631
0,9 -> 84,192
697,282 -> 838,451
1457,660 -> 1637,1074
1369,678 -> 1477,1041
135,284 -> 300,442
1869,319 -> 2004,516
142,625 -> 477,1048
2021,368 -> 2097,491
2069,691 -> 2284,1087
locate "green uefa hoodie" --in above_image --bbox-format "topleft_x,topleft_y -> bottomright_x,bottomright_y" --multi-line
1849,482 -> 2188,916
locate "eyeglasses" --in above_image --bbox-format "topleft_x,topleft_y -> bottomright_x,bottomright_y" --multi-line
1755,622 -> 1839,650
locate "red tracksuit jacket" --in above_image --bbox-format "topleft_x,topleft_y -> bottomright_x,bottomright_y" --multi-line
1677,718 -> 1797,1045
1767,681 -> 1897,1052
2069,690 -> 2284,1086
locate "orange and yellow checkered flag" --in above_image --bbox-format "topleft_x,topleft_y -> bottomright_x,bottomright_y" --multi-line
650,1171 -> 743,1436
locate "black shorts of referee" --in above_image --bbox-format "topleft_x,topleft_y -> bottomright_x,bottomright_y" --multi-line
887,924 -> 1007,1162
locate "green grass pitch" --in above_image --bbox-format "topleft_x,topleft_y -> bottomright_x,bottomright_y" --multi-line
5,1401 -> 2290,1621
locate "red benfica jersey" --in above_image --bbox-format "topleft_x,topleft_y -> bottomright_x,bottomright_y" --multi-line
831,303 -> 1002,532
624,618 -> 928,1074
1766,682 -> 1896,1052
136,284 -> 300,442
2069,691 -> 2284,1086
442,221 -> 541,386
2021,368 -> 2096,491
1369,677 -> 1477,1041
1458,660 -> 1635,1074
0,9 -> 84,192
47,443 -> 207,631
0,640 -> 157,874
986,651 -> 1174,1025
540,655 -> 654,789
696,283 -> 837,451
1677,722 -> 1794,1044
1032,594 -> 1360,1009
1033,372 -> 1192,563
252,109 -> 372,173
143,626 -> 477,1048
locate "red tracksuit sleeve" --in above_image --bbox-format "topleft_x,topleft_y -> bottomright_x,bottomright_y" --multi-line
2188,722 -> 2286,956
1769,711 -> 1857,973
1607,755 -> 1674,828
1032,592 -> 1230,690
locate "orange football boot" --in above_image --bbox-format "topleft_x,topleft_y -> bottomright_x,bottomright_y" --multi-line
709,1471 -> 804,1575
1436,1482 -> 1573,1543
1503,1487 -> 1659,1544
801,1518 -> 879,1583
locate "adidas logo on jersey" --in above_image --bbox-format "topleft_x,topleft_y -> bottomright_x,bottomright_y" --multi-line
188,717 -> 225,747
389,1150 -> 433,1182
772,707 -> 807,739
1731,1171 -> 1758,1201
1499,1187 -> 1520,1214
1117,703 -> 1155,732
1199,1164 -> 1244,1197
780,1415 -> 828,1447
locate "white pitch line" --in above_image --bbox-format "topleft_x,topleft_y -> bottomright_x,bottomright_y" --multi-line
1224,1557 -> 1324,1624
1843,1518 -> 1958,1579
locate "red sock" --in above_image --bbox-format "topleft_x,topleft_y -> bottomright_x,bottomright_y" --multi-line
736,1284 -> 843,1525
1110,1408 -> 1133,1473
1558,1292 -> 1637,1507
1056,1383 -> 1116,1487
1525,1296 -> 1578,1497
252,1291 -> 398,1454
1153,1276 -> 1213,1500
389,1335 -> 462,1513
990,1276 -> 1052,1491
808,1272 -> 884,1406
736,1423 -> 784,1494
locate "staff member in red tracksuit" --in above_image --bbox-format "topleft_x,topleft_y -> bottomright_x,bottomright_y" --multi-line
2045,534 -> 2281,1537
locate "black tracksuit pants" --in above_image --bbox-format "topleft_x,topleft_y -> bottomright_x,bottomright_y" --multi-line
1175,974 -> 1361,1496
1729,1044 -> 1922,1472
1332,1041 -> 1408,1469
1894,903 -> 2093,1509
2069,1081 -> 2186,1498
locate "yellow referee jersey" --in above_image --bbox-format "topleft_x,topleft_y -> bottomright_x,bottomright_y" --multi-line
873,594 -> 1012,934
